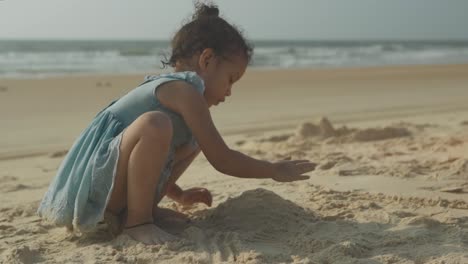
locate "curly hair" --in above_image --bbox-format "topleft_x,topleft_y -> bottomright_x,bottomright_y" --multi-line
161,3 -> 254,68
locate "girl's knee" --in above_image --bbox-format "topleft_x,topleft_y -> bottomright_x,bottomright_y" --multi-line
138,112 -> 173,144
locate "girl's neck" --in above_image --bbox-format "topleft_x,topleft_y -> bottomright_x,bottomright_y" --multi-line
174,59 -> 199,73
174,67 -> 196,73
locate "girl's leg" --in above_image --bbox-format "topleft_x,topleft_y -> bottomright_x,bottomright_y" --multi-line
106,111 -> 175,244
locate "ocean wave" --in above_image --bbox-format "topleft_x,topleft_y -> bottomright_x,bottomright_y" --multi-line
2,40 -> 468,78
119,49 -> 155,57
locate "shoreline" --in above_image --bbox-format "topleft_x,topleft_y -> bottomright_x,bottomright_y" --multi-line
1,62 -> 467,81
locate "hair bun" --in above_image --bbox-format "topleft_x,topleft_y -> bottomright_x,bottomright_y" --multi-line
193,3 -> 219,20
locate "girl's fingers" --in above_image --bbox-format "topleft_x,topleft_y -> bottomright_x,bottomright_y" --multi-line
289,175 -> 310,182
295,162 -> 317,174
291,159 -> 310,164
275,175 -> 309,182
198,189 -> 212,207
204,191 -> 212,207
182,188 -> 211,207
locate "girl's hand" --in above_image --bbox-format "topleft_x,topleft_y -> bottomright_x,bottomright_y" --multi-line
179,187 -> 213,207
271,159 -> 317,182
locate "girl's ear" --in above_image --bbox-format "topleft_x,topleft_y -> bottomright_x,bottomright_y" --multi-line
198,48 -> 216,71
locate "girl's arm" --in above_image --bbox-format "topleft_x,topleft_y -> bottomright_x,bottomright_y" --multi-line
156,81 -> 316,181
164,145 -> 212,207
165,183 -> 184,203
165,143 -> 201,202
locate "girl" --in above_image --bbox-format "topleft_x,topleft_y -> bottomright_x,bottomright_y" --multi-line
37,4 -> 317,245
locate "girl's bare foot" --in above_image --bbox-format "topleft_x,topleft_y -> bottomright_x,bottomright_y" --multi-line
122,223 -> 176,245
104,210 -> 124,237
154,207 -> 190,223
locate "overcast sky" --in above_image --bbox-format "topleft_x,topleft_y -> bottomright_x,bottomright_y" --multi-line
1,0 -> 467,40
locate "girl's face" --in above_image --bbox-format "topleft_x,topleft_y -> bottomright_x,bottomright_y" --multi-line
196,49 -> 248,107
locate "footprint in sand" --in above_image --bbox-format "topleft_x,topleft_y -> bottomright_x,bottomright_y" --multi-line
0,183 -> 30,193
235,140 -> 246,146
1,245 -> 44,264
337,165 -> 375,176
445,137 -> 463,146
319,161 -> 337,170
0,175 -> 18,182
0,175 -> 31,192
49,150 -> 68,158
2,202 -> 40,219
439,187 -> 466,194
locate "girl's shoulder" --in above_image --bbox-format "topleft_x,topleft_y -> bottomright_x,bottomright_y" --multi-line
144,71 -> 205,95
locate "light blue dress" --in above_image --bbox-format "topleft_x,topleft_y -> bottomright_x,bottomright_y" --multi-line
37,71 -> 205,233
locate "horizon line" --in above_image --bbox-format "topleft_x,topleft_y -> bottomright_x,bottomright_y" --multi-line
1,37 -> 468,42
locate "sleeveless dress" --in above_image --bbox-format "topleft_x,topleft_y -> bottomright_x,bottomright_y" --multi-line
37,71 -> 205,233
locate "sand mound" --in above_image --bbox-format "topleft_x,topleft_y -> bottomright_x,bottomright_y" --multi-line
198,188 -> 318,233
294,117 -> 411,142
189,188 -> 467,262
295,117 -> 353,139
179,187 -> 468,263
240,118 -> 468,180
295,122 -> 321,138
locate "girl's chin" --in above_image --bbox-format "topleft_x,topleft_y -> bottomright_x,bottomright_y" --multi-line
208,102 -> 216,108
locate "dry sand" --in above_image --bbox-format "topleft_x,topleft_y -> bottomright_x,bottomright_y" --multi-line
1,64 -> 468,263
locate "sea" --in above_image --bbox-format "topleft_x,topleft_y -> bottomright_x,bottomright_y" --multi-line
1,39 -> 468,78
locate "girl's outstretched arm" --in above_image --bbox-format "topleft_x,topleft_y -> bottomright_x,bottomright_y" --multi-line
156,81 -> 316,182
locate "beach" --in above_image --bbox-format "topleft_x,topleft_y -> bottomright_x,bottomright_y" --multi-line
1,64 -> 468,263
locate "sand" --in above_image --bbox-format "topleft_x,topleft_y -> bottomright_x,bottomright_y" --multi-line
1,64 -> 468,263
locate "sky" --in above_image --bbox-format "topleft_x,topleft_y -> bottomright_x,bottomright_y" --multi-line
0,0 -> 467,41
